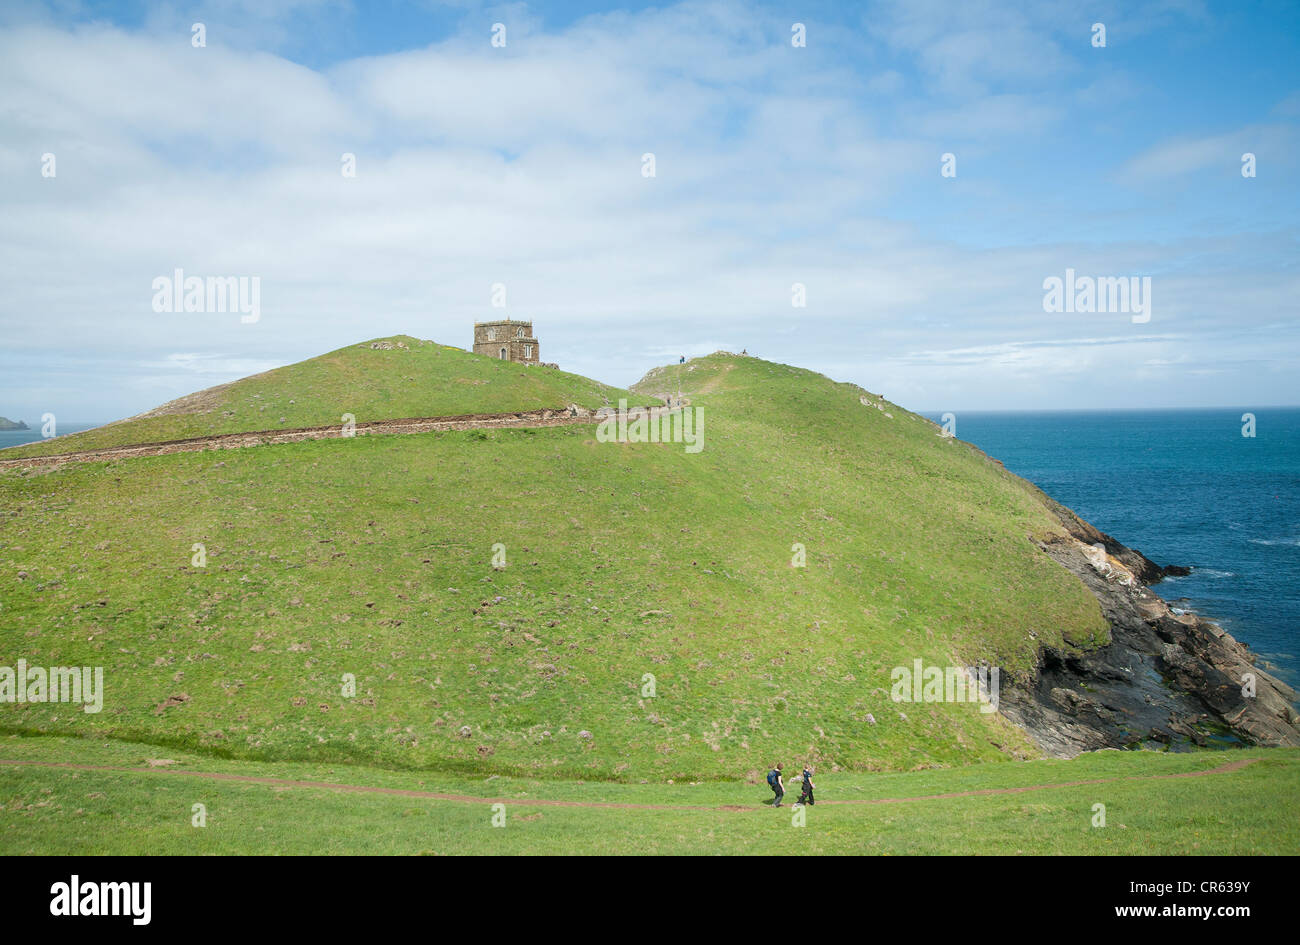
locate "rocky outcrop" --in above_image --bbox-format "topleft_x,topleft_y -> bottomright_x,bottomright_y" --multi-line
1035,491 -> 1190,584
0,417 -> 28,431
1000,518 -> 1300,756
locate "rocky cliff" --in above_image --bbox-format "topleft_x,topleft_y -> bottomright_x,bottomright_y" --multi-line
1002,497 -> 1300,755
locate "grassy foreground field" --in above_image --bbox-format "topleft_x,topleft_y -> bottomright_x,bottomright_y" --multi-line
1,736 -> 1296,854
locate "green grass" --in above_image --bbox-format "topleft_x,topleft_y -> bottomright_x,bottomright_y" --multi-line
0,335 -> 651,458
2,736 -> 1296,854
1,348 -> 1110,780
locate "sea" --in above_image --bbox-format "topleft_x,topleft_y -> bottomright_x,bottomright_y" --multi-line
0,424 -> 102,452
925,408 -> 1300,691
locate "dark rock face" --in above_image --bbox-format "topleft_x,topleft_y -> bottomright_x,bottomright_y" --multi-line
1000,513 -> 1300,756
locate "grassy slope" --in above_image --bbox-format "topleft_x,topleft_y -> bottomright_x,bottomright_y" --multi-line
2,737 -> 1296,854
1,336 -> 650,458
0,349 -> 1108,781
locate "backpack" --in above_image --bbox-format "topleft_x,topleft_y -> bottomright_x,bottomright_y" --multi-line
767,769 -> 779,787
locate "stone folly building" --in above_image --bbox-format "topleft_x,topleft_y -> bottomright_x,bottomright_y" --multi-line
473,319 -> 540,365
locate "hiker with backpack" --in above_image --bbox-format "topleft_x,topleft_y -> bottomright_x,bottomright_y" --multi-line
796,764 -> 815,806
767,763 -> 785,807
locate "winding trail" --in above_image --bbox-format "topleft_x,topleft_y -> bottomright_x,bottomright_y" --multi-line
0,407 -> 616,470
0,402 -> 698,471
0,757 -> 1258,812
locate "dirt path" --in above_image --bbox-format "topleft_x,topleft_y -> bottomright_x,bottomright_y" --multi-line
0,757 -> 1257,812
0,407 -> 601,470
0,402 -> 700,471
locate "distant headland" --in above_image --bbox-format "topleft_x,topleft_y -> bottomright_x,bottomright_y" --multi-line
0,417 -> 29,431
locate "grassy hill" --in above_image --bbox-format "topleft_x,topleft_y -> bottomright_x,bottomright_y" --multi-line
1,344 -> 1112,781
1,336 -> 648,458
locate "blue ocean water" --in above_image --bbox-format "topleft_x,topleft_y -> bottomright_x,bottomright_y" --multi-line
0,424 -> 101,452
926,408 -> 1300,690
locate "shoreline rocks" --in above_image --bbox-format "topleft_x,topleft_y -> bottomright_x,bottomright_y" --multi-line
1001,506 -> 1300,755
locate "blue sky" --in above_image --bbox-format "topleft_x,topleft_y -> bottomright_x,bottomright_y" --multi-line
1,0 -> 1297,421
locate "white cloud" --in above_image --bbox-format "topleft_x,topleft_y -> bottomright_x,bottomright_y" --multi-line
0,0 -> 1296,420
146,353 -> 286,375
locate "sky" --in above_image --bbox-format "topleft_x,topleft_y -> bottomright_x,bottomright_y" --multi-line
0,0 -> 1297,422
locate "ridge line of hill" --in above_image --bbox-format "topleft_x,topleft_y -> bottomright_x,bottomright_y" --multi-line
0,335 -> 658,460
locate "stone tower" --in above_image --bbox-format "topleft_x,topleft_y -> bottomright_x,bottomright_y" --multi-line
473,319 -> 540,365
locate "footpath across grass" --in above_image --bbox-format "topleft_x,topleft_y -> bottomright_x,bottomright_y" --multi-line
2,736 -> 1296,855
0,336 -> 650,459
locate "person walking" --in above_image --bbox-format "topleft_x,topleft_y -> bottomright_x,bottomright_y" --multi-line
766,763 -> 785,807
797,764 -> 815,806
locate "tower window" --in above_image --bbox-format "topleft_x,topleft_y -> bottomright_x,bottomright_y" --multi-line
486,327 -> 496,341
516,327 -> 525,338
524,345 -> 533,358
499,347 -> 507,359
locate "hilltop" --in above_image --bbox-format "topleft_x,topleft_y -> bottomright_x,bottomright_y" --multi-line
0,336 -> 648,459
0,342 -> 1295,783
